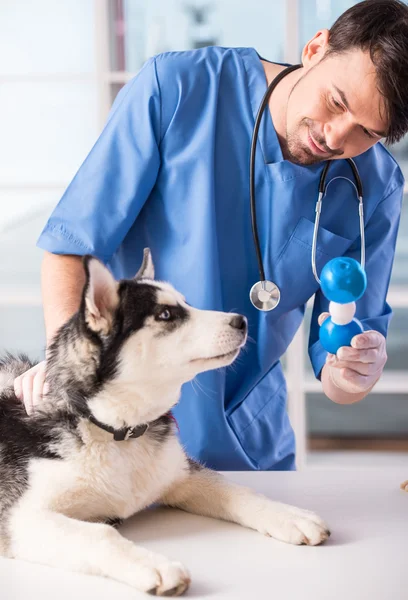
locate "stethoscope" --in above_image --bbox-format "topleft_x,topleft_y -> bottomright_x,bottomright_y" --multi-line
249,64 -> 365,311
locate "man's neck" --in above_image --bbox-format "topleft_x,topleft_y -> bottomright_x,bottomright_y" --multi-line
260,60 -> 304,155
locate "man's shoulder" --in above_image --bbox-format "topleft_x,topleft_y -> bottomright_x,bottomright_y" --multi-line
357,142 -> 405,200
371,142 -> 404,187
153,46 -> 253,80
149,46 -> 255,137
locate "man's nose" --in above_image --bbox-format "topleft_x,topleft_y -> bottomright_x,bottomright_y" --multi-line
324,117 -> 351,151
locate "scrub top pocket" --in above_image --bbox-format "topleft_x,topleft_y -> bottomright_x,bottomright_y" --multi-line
274,216 -> 353,311
226,362 -> 295,470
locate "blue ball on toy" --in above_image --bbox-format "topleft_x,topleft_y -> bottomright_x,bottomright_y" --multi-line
319,317 -> 364,355
320,257 -> 367,304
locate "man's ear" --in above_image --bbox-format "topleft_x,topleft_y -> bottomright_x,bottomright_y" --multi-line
82,256 -> 119,334
134,248 -> 155,280
302,29 -> 330,68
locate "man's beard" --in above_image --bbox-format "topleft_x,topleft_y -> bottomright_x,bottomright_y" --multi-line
281,125 -> 321,165
283,118 -> 342,166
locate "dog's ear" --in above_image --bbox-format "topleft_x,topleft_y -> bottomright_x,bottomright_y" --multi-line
134,248 -> 155,280
82,256 -> 119,334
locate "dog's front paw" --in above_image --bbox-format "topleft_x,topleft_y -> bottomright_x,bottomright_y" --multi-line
126,544 -> 190,596
400,480 -> 408,492
258,503 -> 331,546
144,560 -> 191,597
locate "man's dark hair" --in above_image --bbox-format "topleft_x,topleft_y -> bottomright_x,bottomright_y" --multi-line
326,0 -> 408,144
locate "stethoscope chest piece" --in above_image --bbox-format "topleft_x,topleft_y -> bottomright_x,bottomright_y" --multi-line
250,280 -> 281,311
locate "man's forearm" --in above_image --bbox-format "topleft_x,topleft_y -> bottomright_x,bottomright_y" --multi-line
41,251 -> 85,347
320,363 -> 375,404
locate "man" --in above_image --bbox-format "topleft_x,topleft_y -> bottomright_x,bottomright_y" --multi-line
14,0 -> 408,470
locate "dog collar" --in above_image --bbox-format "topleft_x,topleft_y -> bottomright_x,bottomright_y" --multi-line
88,414 -> 149,441
88,411 -> 178,441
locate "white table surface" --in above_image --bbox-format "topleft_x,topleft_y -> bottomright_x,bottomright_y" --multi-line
1,468 -> 407,600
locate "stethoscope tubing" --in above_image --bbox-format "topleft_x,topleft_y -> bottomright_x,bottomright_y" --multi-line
249,63 -> 365,308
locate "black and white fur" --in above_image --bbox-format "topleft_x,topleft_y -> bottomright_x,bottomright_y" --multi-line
0,249 -> 330,596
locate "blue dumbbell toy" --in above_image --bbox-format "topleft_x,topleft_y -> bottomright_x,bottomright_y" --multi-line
319,257 -> 367,355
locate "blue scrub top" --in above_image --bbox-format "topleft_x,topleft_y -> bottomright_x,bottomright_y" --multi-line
37,46 -> 404,471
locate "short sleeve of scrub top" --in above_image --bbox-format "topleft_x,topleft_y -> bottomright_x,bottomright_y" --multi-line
36,57 -> 162,263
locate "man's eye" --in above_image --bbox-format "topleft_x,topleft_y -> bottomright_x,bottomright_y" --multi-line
331,96 -> 342,109
362,127 -> 375,139
158,308 -> 172,321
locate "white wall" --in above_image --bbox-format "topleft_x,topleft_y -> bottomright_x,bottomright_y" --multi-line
0,0 -> 100,230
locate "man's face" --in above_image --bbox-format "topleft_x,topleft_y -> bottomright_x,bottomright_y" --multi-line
284,33 -> 389,166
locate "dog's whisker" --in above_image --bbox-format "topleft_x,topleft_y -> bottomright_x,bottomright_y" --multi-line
190,378 -> 199,397
190,376 -> 215,400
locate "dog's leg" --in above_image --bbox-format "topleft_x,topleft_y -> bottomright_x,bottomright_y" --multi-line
400,480 -> 408,491
8,508 -> 190,596
160,463 -> 330,546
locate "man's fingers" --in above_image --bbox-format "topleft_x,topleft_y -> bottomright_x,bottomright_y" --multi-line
12,361 -> 47,415
21,374 -> 34,415
351,331 -> 384,350
328,358 -> 379,376
336,347 -> 378,364
13,375 -> 22,400
32,368 -> 47,410
318,312 -> 330,326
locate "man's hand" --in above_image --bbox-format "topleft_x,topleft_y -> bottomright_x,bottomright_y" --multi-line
319,313 -> 387,394
14,360 -> 48,415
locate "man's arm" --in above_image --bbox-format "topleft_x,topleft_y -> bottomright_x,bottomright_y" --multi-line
308,174 -> 404,402
41,251 -> 85,346
14,252 -> 85,414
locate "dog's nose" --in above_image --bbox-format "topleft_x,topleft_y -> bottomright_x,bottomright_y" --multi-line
230,315 -> 247,332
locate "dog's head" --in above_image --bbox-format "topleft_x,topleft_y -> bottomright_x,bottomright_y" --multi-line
47,250 -> 247,424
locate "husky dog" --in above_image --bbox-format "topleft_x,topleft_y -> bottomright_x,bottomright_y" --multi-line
0,249 -> 330,596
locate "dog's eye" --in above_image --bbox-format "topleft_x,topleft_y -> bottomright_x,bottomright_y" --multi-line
158,308 -> 172,321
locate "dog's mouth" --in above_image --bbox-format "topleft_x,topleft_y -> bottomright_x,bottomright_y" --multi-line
190,347 -> 241,364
